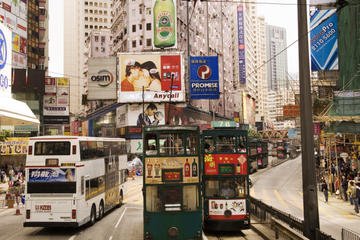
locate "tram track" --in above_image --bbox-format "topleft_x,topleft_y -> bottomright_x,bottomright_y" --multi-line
204,228 -> 261,240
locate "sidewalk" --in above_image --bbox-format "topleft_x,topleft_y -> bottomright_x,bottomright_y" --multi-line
319,190 -> 360,217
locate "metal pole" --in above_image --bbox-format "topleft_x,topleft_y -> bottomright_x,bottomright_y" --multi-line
167,74 -> 174,125
142,86 -> 145,126
297,0 -> 320,238
187,0 -> 190,105
220,2 -> 225,117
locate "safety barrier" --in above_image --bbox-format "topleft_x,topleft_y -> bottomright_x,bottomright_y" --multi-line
250,196 -> 335,240
342,228 -> 360,240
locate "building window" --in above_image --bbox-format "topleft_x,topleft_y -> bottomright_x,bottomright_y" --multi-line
104,18 -> 107,23
85,9 -> 88,13
146,38 -> 151,47
139,8 -> 143,14
95,47 -> 99,51
101,47 -> 105,52
94,10 -> 98,14
139,24 -> 142,30
146,23 -> 151,31
132,24 -> 136,32
99,10 -> 102,14
85,17 -> 88,21
85,25 -> 88,29
124,28 -> 127,35
132,40 -> 136,48
95,36 -> 99,42
101,36 -> 105,43
89,2 -> 93,6
85,1 -> 88,5
146,8 -> 151,15
139,39 -> 142,46
104,11 -> 107,15
85,32 -> 88,37
90,9 -> 93,14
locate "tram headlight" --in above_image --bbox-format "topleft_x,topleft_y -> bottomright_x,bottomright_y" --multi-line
168,227 -> 179,238
145,232 -> 152,239
195,230 -> 201,238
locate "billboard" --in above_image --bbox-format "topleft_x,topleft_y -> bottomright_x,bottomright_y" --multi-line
127,103 -> 165,127
118,53 -> 184,103
88,57 -> 117,100
43,77 -> 70,116
310,9 -> 338,71
190,56 -> 219,99
0,137 -> 28,155
237,5 -> 246,84
0,22 -> 12,98
152,0 -> 177,49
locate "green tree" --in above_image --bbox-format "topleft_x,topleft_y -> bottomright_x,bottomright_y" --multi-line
0,130 -> 12,142
248,128 -> 262,141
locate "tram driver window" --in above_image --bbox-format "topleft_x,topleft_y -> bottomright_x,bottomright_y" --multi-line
183,185 -> 199,211
163,186 -> 181,211
236,177 -> 248,197
205,178 -> 236,198
145,186 -> 161,212
216,136 -> 236,153
145,134 -> 157,155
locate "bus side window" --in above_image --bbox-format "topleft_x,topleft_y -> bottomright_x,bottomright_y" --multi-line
85,179 -> 90,200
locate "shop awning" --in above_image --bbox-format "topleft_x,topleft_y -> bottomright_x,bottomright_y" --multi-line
0,97 -> 39,126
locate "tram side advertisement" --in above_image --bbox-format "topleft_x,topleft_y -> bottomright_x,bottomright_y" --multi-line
145,157 -> 199,184
204,154 -> 247,175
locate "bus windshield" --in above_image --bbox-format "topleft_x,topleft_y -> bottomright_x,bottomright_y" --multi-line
34,141 -> 71,155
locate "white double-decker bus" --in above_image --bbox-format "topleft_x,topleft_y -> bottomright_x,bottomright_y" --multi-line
23,136 -> 127,227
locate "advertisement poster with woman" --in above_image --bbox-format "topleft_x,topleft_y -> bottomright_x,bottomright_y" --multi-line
118,53 -> 184,103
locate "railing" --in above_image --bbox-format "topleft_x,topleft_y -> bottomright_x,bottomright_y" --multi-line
342,228 -> 360,240
250,196 -> 335,240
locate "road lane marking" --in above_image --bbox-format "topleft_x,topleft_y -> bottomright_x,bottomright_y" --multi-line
134,199 -> 143,205
262,189 -> 270,203
125,186 -> 142,197
115,207 -> 127,229
274,189 -> 288,209
291,196 -> 303,210
124,192 -> 142,203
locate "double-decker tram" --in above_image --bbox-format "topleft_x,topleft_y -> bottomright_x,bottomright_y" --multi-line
202,128 -> 250,231
143,126 -> 202,240
23,136 -> 127,227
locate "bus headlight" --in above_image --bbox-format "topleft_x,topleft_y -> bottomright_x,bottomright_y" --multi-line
168,227 -> 179,238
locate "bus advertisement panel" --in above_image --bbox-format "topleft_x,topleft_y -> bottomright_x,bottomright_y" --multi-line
144,156 -> 199,184
28,168 -> 75,182
204,154 -> 247,175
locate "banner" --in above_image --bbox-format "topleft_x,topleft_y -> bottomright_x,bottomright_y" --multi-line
88,57 -> 117,100
204,154 -> 247,175
190,56 -> 219,99
237,5 -> 246,84
310,10 -> 338,70
0,22 -> 13,98
28,168 -> 75,182
118,53 -> 184,103
0,137 -> 28,155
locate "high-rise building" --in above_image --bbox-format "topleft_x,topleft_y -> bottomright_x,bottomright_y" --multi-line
266,25 -> 288,91
63,0 -> 112,116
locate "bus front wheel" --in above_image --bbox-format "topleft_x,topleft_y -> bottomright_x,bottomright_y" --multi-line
89,205 -> 96,226
117,191 -> 123,207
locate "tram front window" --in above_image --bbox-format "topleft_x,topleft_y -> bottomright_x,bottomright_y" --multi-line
146,186 -> 161,212
159,133 -> 184,155
205,177 -> 248,198
163,186 -> 181,211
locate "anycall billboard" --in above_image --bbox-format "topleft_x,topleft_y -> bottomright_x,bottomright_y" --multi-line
118,53 -> 184,103
204,154 -> 247,175
190,56 -> 219,99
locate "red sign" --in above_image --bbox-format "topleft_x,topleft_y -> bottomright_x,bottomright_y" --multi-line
2,2 -> 11,12
283,105 -> 300,118
163,170 -> 181,181
160,55 -> 181,91
204,154 -> 247,175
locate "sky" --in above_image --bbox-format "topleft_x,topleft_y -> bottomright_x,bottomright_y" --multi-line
257,0 -> 299,74
47,0 -> 300,76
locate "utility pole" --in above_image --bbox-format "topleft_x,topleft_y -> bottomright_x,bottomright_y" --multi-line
297,0 -> 320,239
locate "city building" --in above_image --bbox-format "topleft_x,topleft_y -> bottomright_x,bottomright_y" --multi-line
63,0 -> 112,116
266,25 -> 288,91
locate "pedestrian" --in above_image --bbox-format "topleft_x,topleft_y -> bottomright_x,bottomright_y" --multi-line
356,182 -> 360,214
321,177 -> 329,202
349,181 -> 359,214
341,175 -> 348,201
329,172 -> 335,194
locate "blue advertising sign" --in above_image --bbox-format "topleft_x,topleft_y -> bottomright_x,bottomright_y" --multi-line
28,168 -> 75,182
190,56 -> 219,99
237,5 -> 246,84
310,10 -> 338,71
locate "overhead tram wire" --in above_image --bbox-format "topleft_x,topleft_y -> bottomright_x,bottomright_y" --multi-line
200,0 -> 359,7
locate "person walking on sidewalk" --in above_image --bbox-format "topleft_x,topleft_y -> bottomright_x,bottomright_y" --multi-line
321,177 -> 329,203
349,181 -> 359,214
341,175 -> 348,201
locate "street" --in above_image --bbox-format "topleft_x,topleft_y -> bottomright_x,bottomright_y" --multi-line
251,155 -> 360,240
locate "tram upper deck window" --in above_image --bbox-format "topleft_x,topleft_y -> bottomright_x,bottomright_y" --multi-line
145,134 -> 157,155
216,136 -> 236,153
186,133 -> 198,155
238,135 -> 247,153
204,136 -> 215,153
159,133 -> 184,155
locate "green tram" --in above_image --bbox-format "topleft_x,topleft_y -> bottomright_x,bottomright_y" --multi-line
202,129 -> 250,231
143,126 -> 202,240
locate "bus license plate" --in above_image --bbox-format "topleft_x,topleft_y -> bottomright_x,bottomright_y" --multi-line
35,205 -> 51,212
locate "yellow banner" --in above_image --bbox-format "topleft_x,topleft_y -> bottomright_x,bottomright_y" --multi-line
145,157 -> 199,184
57,78 -> 69,87
0,137 -> 29,155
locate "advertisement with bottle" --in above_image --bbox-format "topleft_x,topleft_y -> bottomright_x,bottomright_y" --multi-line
118,53 -> 184,103
204,154 -> 247,175
208,199 -> 246,219
152,0 -> 177,49
145,157 -> 199,184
